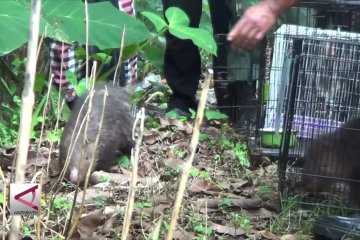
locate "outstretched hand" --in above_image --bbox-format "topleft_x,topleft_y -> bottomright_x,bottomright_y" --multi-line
227,1 -> 278,50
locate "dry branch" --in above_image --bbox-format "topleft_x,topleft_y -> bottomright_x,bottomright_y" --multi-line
166,72 -> 212,240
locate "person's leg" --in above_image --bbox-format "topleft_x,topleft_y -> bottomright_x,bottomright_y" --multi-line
208,0 -> 232,110
162,0 -> 202,115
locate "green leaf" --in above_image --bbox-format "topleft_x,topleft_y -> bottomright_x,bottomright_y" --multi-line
0,1 -> 30,55
35,73 -> 46,93
47,129 -> 62,143
142,43 -> 165,69
165,110 -> 179,120
169,26 -> 216,55
141,11 -> 167,32
199,133 -> 208,141
165,7 -> 189,27
1,0 -> 153,56
65,70 -> 78,86
91,52 -> 112,64
42,1 -> 152,49
205,110 -> 228,120
0,192 -> 4,203
117,155 -> 130,169
53,196 -> 72,210
31,95 -> 46,130
75,78 -> 87,97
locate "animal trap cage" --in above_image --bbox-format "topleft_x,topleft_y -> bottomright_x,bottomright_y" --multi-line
213,0 -> 360,210
213,0 -> 360,130
260,1 -> 360,211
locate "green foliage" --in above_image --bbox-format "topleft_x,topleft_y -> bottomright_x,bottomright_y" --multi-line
219,138 -> 250,168
53,196 -> 72,210
146,117 -> 161,129
0,0 -> 152,56
165,7 -> 216,55
141,11 -> 167,32
0,95 -> 21,147
136,200 -> 152,209
172,147 -> 186,159
190,168 -> 211,181
194,225 -> 213,240
257,185 -> 273,197
142,7 -> 217,55
117,155 -> 130,169
46,128 -> 63,144
165,110 -> 188,122
229,212 -> 251,234
205,110 -> 228,121
199,133 -> 208,141
233,143 -> 250,168
0,192 -> 4,203
21,224 -> 32,237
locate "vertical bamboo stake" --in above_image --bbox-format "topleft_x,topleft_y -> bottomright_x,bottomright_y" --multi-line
9,0 -> 42,239
121,107 -> 145,240
166,73 -> 211,240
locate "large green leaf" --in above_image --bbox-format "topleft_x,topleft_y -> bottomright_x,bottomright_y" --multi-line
0,0 -> 153,56
0,1 -> 30,55
169,26 -> 216,55
165,7 -> 189,27
165,7 -> 216,55
42,0 -> 152,49
141,11 -> 167,33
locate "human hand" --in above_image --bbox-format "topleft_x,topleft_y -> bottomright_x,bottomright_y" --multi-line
227,1 -> 278,50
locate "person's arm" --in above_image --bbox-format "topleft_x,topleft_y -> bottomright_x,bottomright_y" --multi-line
266,0 -> 301,17
227,0 -> 301,50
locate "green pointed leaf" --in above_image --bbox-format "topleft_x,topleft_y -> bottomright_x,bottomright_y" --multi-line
141,11 -> 167,32
0,1 -> 30,55
91,52 -> 112,64
165,7 -> 189,27
41,0 -> 152,49
65,70 -> 78,86
169,26 -> 217,55
75,78 -> 87,97
205,110 -> 228,120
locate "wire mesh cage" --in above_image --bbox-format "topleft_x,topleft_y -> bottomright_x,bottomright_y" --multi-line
213,0 -> 360,211
261,2 -> 360,211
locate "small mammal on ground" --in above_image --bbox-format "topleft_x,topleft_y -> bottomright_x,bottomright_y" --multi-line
59,82 -> 136,185
301,117 -> 360,205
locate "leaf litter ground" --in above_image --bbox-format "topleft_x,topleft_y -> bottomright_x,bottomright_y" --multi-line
0,85 -> 306,240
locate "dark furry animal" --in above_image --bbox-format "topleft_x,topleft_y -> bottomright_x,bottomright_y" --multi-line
301,117 -> 360,205
59,83 -> 136,185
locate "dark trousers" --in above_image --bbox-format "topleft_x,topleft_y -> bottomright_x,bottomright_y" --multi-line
162,0 -> 232,110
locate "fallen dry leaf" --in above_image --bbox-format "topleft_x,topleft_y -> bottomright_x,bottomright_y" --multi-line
209,222 -> 245,237
280,234 -> 303,240
91,171 -> 130,185
259,229 -> 279,240
67,188 -> 114,205
188,179 -> 221,193
242,208 -> 275,219
163,158 -> 186,171
77,209 -> 116,239
142,204 -> 171,217
230,179 -> 249,190
173,229 -> 197,240
202,126 -> 220,137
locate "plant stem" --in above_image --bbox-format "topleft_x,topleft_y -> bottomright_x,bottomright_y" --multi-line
166,72 -> 211,240
9,0 -> 42,238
